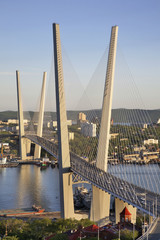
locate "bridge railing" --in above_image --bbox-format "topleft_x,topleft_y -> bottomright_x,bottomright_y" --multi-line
25,134 -> 160,216
71,153 -> 142,206
25,134 -> 58,158
136,217 -> 159,240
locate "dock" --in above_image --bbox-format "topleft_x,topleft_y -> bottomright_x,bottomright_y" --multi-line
0,162 -> 19,168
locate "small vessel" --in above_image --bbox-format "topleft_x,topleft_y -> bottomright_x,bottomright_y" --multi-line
40,163 -> 48,170
51,159 -> 58,168
0,162 -> 19,168
74,185 -> 92,209
82,189 -> 92,209
32,204 -> 45,213
40,156 -> 50,170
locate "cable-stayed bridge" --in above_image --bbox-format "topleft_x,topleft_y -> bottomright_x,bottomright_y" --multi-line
16,23 -> 160,224
25,134 -> 160,218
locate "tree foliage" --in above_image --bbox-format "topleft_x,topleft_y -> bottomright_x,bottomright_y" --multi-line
120,229 -> 139,240
0,218 -> 95,240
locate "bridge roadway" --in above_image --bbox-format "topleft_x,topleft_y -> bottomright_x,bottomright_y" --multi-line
148,218 -> 160,240
25,134 -> 160,216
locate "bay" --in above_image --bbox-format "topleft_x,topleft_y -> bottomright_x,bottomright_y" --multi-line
0,165 -> 60,211
0,164 -> 159,211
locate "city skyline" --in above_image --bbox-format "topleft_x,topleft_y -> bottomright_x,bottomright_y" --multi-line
0,0 -> 160,111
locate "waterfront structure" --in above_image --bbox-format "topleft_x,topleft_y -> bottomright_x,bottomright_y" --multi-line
34,72 -> 47,159
0,143 -> 9,148
90,26 -> 118,222
123,153 -> 139,162
81,122 -> 96,137
142,151 -> 159,162
144,139 -> 158,145
7,119 -> 29,125
53,23 -> 74,219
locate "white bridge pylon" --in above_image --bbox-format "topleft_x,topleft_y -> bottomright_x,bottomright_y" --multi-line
16,71 -> 47,160
90,25 -> 118,222
17,24 -> 148,222
51,23 -> 123,221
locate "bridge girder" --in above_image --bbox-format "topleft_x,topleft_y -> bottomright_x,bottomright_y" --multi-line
25,134 -> 160,217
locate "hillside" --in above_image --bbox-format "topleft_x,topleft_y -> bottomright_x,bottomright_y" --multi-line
0,109 -> 160,124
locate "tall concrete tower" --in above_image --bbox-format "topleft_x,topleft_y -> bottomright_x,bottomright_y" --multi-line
34,72 -> 47,159
53,23 -> 74,219
90,26 -> 118,222
16,70 -> 26,160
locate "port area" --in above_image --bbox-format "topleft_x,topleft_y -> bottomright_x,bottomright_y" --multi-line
0,162 -> 19,168
0,209 -> 61,220
0,209 -> 89,220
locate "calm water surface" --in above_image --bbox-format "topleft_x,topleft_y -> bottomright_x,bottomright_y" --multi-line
0,164 -> 160,211
0,165 -> 60,211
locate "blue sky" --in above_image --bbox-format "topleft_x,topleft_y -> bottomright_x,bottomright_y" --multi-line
0,0 -> 160,111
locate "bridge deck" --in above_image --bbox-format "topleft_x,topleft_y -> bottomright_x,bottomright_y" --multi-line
25,134 -> 160,216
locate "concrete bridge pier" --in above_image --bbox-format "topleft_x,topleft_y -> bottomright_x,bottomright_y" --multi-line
90,187 -> 110,222
25,139 -> 31,156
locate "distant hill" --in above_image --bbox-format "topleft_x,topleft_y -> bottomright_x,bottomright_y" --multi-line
111,109 -> 160,124
0,109 -> 160,124
0,111 -> 18,121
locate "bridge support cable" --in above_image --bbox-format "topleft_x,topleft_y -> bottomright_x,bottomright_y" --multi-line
108,49 -> 160,195
103,45 -> 160,197
24,134 -> 160,216
70,153 -> 160,216
24,22 -> 160,221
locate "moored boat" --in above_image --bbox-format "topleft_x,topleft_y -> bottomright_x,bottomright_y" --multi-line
74,185 -> 92,209
40,163 -> 48,170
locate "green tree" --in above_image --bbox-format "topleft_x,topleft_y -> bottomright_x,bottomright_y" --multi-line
26,218 -> 53,239
79,218 -> 95,227
3,237 -> 19,240
120,229 -> 138,240
82,238 -> 102,240
50,233 -> 68,240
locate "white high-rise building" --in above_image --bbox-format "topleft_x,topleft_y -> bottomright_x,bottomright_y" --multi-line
81,122 -> 96,137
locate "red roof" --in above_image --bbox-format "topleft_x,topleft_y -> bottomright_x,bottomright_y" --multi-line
69,231 -> 81,240
120,207 -> 131,216
83,224 -> 99,232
